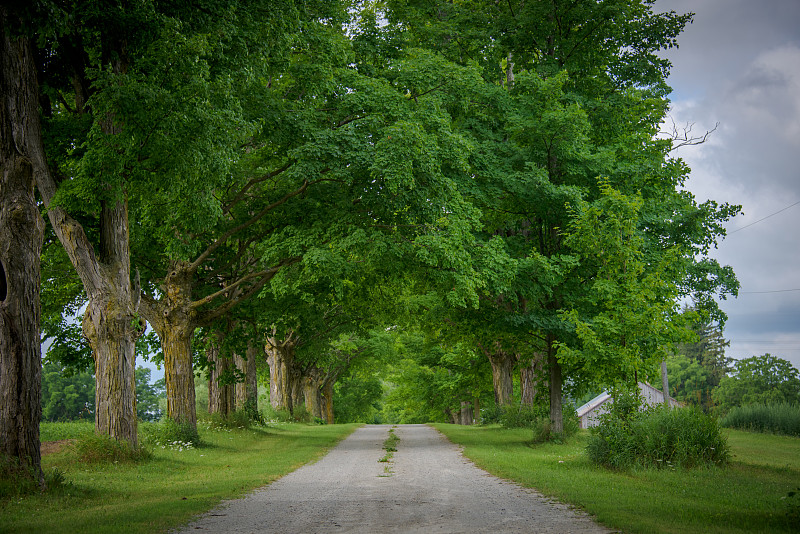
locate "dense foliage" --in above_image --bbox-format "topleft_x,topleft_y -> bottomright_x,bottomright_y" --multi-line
713,354 -> 800,415
587,390 -> 729,469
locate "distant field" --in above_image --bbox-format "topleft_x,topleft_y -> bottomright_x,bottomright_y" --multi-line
2,421 -> 359,534
434,424 -> 800,534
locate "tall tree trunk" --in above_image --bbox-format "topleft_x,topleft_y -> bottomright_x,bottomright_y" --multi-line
0,15 -> 44,485
207,332 -> 234,417
548,338 -> 563,434
473,396 -> 480,425
484,343 -> 517,406
321,380 -> 335,424
140,263 -> 197,427
521,352 -> 545,406
289,370 -> 304,415
302,367 -> 323,420
234,340 -> 258,411
459,401 -> 473,425
30,35 -> 141,445
266,331 -> 296,413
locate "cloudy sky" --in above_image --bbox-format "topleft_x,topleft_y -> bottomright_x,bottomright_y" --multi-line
655,0 -> 800,371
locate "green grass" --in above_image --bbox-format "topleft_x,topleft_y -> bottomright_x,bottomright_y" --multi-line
434,424 -> 800,534
2,421 -> 359,533
40,421 -> 95,441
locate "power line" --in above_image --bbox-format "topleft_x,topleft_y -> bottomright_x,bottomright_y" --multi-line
739,288 -> 800,294
728,200 -> 800,234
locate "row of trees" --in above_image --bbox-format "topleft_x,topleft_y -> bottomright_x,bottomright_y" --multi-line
2,0 -> 739,488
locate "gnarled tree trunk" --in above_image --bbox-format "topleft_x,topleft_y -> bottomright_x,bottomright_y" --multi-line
266,330 -> 297,414
483,343 -> 517,406
302,368 -> 323,420
0,15 -> 44,485
30,38 -> 141,445
140,263 -> 197,427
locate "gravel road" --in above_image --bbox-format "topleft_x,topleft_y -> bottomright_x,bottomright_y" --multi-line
175,424 -> 612,533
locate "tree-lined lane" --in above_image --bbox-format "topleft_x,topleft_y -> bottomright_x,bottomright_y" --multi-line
178,425 -> 610,533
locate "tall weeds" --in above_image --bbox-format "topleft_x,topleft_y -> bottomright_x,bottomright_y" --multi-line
587,392 -> 729,469
721,403 -> 800,437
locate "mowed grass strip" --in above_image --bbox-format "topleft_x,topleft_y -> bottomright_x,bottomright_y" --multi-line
433,424 -> 800,534
2,422 -> 359,534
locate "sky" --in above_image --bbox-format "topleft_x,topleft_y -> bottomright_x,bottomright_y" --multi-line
655,0 -> 800,371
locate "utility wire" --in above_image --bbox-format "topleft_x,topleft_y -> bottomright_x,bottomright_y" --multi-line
739,288 -> 800,294
728,200 -> 800,234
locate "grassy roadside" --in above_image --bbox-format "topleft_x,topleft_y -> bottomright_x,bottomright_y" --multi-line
2,422 -> 359,534
433,424 -> 799,534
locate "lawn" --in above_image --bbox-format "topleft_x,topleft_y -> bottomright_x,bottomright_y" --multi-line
433,424 -> 800,534
1,421 -> 359,534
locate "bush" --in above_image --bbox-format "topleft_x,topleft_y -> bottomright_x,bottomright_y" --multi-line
588,392 -> 729,469
479,404 -> 502,425
721,402 -> 800,437
531,412 -> 580,443
73,434 -> 152,464
499,404 -> 548,428
261,404 -> 314,423
141,418 -> 201,448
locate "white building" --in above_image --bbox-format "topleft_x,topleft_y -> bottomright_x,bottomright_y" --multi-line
576,382 -> 682,429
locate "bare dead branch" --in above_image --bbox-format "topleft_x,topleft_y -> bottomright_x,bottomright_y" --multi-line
661,116 -> 719,151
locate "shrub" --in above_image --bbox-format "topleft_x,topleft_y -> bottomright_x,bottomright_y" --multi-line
73,434 -> 152,464
499,404 -> 548,429
479,404 -> 502,425
588,393 -> 729,469
531,412 -> 580,443
721,402 -> 800,437
141,418 -> 200,448
261,404 -> 313,423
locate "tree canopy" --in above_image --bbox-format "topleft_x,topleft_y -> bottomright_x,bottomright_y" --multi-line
1,1 -> 751,464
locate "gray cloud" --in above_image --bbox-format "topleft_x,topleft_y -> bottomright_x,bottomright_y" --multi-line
656,0 -> 800,370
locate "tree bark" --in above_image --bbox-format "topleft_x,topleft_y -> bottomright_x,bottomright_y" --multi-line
548,339 -> 563,434
472,396 -> 480,424
521,352 -> 545,406
483,343 -> 517,406
207,332 -> 234,417
140,263 -> 197,426
459,401 -> 474,425
321,380 -> 335,424
266,330 -> 297,414
234,340 -> 258,411
302,367 -> 324,420
0,14 -> 44,485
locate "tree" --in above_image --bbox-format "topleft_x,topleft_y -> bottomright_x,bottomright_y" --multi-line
671,306 -> 732,410
135,367 -> 163,422
41,363 -> 94,422
384,0 -> 739,434
0,5 -> 45,487
713,354 -> 800,415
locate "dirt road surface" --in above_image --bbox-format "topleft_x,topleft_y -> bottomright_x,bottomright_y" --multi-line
175,424 -> 611,533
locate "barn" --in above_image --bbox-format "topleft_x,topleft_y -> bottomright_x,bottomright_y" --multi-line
576,382 -> 682,429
